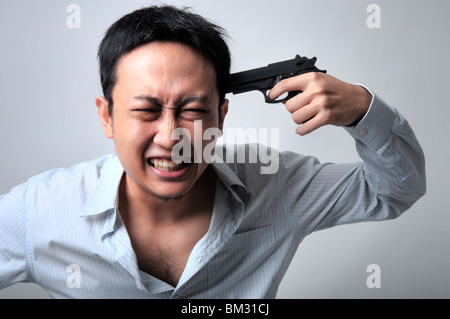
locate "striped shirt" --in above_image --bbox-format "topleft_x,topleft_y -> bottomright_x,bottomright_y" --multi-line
0,93 -> 426,298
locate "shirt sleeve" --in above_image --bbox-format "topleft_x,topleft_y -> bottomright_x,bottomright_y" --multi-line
282,90 -> 426,236
0,181 -> 31,289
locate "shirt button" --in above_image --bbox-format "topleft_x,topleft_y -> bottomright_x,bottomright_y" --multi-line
359,129 -> 368,136
136,284 -> 145,290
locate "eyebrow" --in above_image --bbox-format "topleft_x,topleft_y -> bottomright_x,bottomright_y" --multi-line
133,94 -> 210,107
134,94 -> 162,106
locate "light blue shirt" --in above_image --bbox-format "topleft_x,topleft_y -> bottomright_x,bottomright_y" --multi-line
0,94 -> 426,298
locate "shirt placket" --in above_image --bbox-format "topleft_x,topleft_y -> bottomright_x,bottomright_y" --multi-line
171,182 -> 246,298
101,208 -> 144,292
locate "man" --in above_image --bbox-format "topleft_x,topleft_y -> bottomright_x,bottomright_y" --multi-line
0,5 -> 425,298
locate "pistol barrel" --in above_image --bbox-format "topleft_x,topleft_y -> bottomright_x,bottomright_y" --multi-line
225,54 -> 326,103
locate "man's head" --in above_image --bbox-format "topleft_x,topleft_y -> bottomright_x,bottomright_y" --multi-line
95,5 -> 231,201
97,5 -> 231,115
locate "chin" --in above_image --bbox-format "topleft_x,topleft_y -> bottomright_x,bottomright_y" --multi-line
147,186 -> 189,202
154,193 -> 186,202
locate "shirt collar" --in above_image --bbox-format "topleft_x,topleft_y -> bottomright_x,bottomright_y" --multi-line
79,154 -> 249,217
80,154 -> 124,217
210,161 -> 249,203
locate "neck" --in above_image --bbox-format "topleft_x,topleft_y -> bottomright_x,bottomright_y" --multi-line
118,166 -> 217,226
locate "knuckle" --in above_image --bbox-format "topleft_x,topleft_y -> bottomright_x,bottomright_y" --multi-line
309,74 -> 327,89
318,95 -> 330,108
309,84 -> 325,98
321,108 -> 333,122
308,71 -> 321,81
307,71 -> 326,85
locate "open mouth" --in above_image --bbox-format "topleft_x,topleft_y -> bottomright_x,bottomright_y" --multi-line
149,158 -> 189,172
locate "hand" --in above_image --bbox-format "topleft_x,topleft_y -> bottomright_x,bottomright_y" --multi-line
269,72 -> 372,135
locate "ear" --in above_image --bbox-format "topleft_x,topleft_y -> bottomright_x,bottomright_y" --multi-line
95,96 -> 113,139
218,99 -> 229,132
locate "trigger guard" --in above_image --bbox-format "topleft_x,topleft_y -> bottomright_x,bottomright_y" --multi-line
264,90 -> 302,104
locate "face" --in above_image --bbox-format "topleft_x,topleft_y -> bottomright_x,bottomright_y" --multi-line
96,41 -> 228,201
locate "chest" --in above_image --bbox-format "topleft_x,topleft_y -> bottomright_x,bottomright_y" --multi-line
133,237 -> 194,287
127,216 -> 211,288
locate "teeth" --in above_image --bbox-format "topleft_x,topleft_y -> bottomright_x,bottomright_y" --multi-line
150,158 -> 186,171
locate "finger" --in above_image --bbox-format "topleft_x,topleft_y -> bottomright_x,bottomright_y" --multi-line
291,103 -> 318,125
295,113 -> 328,136
284,89 -> 312,114
268,73 -> 312,100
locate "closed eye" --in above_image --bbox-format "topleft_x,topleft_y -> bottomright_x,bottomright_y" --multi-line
132,108 -> 161,121
135,108 -> 159,112
183,108 -> 207,113
180,108 -> 209,120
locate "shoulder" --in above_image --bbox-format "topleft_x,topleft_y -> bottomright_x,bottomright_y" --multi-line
214,143 -> 319,175
28,154 -> 113,185
212,143 -> 288,186
0,154 -> 117,233
212,143 -> 327,191
22,154 -> 117,203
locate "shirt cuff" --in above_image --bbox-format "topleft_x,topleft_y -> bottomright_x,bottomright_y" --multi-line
344,84 -> 397,150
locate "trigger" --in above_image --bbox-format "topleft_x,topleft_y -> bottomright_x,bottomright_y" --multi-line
276,90 -> 302,104
264,89 -> 286,104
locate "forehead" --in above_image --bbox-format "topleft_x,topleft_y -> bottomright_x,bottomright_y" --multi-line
115,41 -> 217,91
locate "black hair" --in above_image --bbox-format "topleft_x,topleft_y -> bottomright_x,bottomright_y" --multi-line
97,5 -> 231,114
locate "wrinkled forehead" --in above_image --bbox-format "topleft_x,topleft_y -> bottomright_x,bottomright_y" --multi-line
113,41 -> 218,99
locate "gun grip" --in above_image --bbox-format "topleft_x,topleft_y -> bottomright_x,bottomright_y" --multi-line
263,90 -> 302,104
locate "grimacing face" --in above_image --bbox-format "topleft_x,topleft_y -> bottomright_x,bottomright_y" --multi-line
96,41 -> 228,201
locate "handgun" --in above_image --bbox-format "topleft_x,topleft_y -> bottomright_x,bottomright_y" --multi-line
226,54 -> 326,104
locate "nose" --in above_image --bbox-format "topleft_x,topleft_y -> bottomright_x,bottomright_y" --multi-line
152,111 -> 180,150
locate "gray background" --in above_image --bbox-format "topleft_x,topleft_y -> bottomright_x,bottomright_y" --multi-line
1,0 -> 449,298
